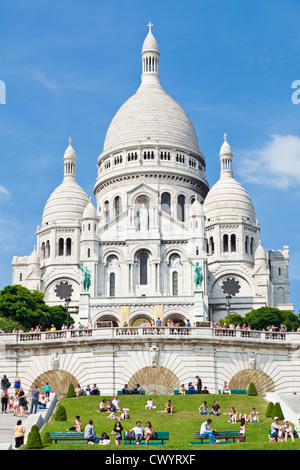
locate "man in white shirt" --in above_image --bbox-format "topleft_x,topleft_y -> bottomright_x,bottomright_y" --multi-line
200,418 -> 217,444
129,421 -> 144,445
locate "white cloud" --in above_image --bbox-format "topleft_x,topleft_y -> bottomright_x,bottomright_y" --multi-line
237,134 -> 300,189
0,185 -> 10,199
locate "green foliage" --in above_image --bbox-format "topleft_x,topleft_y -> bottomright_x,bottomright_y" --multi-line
0,284 -> 74,331
66,383 -> 76,398
219,313 -> 244,327
26,425 -> 43,449
55,405 -> 67,421
0,316 -> 22,332
273,402 -> 284,420
265,401 -> 274,418
247,382 -> 258,396
42,431 -> 50,445
245,307 -> 300,331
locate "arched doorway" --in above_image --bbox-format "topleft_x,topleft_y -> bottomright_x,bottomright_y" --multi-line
131,314 -> 153,327
229,369 -> 275,396
128,366 -> 180,395
164,313 -> 186,326
95,315 -> 119,327
31,370 -> 78,398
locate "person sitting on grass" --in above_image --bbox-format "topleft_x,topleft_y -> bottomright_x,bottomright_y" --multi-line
99,432 -> 111,445
282,420 -> 295,442
228,407 -> 237,423
294,417 -> 300,438
200,418 -> 219,445
211,400 -> 220,416
238,418 -> 246,443
269,417 -> 283,442
145,398 -> 156,410
67,415 -> 82,432
165,399 -> 175,414
249,407 -> 260,423
199,401 -> 210,415
99,399 -> 108,412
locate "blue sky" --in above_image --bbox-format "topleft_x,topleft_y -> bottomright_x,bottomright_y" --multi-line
1,0 -> 300,313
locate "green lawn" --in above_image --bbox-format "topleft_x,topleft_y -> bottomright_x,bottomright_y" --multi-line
37,393 -> 300,450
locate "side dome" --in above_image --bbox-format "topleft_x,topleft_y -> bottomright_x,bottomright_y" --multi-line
41,139 -> 89,226
204,134 -> 256,223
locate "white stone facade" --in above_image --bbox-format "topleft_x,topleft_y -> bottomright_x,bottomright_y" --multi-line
12,25 -> 293,327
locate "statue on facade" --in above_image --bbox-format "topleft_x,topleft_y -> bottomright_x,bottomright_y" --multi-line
139,203 -> 149,230
150,344 -> 159,367
51,352 -> 60,370
191,261 -> 203,288
248,353 -> 256,369
79,263 -> 91,292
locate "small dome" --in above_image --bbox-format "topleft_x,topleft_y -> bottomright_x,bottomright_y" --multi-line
142,31 -> 159,54
255,241 -> 267,260
204,176 -> 255,222
190,199 -> 204,217
28,246 -> 40,265
42,180 -> 89,226
83,198 -> 97,219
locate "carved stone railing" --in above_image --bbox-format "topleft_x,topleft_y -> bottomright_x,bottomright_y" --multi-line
0,326 -> 295,344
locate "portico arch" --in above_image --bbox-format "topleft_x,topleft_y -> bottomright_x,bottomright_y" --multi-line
128,366 -> 180,395
229,369 -> 275,396
30,370 -> 78,398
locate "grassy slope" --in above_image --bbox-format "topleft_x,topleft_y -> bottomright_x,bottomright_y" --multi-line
38,394 -> 300,450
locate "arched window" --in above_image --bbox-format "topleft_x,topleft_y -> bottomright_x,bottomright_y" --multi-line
245,235 -> 249,254
223,234 -> 229,253
209,236 -> 215,254
172,271 -> 178,296
161,192 -> 171,215
41,242 -> 45,260
250,237 -> 255,255
58,238 -> 64,256
230,234 -> 236,252
177,194 -> 185,222
140,254 -> 148,285
66,238 -> 72,256
110,273 -> 115,297
104,200 -> 110,223
46,240 -> 50,258
114,196 -> 122,217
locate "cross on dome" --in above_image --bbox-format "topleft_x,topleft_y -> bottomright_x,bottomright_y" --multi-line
224,132 -> 227,142
147,21 -> 153,33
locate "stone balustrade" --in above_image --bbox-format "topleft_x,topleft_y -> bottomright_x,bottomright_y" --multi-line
0,326 -> 298,343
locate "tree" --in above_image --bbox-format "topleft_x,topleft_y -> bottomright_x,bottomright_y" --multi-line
55,405 -> 67,421
245,307 -> 300,332
219,313 -> 244,327
247,382 -> 258,396
26,425 -> 43,449
66,383 -> 76,398
0,285 -> 74,331
273,402 -> 284,420
266,401 -> 274,418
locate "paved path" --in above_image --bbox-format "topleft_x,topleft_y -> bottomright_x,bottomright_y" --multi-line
0,396 -> 56,450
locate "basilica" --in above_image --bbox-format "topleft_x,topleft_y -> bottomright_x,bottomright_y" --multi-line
12,25 -> 293,327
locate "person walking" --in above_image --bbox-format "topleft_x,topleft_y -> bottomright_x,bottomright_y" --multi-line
14,420 -> 26,449
29,385 -> 40,414
1,388 -> 9,413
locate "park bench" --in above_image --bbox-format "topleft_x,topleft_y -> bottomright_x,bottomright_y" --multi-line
189,430 -> 243,444
268,429 -> 299,441
49,432 -> 95,444
174,389 -> 201,395
117,390 -> 145,395
123,431 -> 169,445
218,389 -> 247,394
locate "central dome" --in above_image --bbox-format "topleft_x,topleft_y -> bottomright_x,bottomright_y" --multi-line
101,26 -> 200,157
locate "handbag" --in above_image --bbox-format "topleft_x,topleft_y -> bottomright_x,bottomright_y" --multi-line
151,431 -> 158,439
125,430 -> 135,439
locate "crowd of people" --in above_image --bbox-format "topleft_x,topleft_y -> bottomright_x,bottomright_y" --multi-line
0,374 -> 51,449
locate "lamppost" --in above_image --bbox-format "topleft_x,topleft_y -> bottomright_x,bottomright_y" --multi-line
221,278 -> 241,327
225,293 -> 232,327
65,296 -> 71,329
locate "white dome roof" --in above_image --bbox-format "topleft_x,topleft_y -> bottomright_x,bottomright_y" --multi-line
42,180 -> 89,226
83,198 -> 97,219
204,135 -> 255,223
103,83 -> 200,155
41,139 -> 89,226
102,26 -> 200,156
